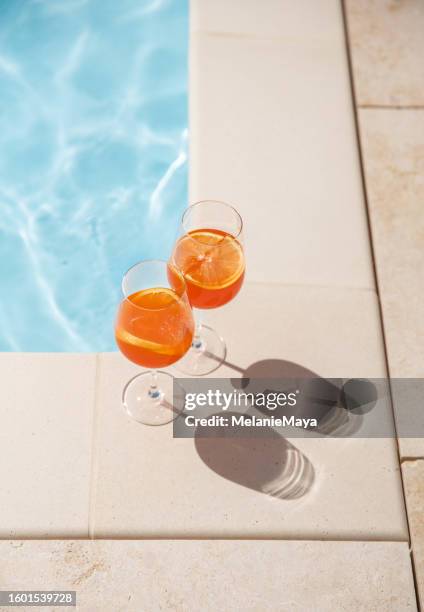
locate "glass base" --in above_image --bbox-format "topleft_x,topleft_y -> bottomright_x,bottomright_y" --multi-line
175,324 -> 227,376
122,371 -> 185,426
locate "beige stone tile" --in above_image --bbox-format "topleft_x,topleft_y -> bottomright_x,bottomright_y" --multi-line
0,354 -> 96,537
92,284 -> 407,540
190,31 -> 374,289
358,109 -> 424,456
402,460 -> 424,608
191,0 -> 342,40
345,0 -> 424,106
0,540 -> 417,611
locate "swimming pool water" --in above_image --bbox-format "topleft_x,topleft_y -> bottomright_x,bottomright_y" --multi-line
0,0 -> 188,351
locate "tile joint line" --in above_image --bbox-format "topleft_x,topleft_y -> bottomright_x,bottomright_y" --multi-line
400,457 -> 424,463
359,104 -> 424,110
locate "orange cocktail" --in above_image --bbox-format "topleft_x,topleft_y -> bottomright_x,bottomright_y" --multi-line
115,286 -> 194,368
172,228 -> 245,309
114,260 -> 194,426
170,200 -> 244,376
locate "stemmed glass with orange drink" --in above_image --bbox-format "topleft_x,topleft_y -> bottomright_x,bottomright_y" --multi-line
171,200 -> 245,375
115,260 -> 194,425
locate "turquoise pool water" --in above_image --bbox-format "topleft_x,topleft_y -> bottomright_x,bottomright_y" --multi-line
0,0 -> 188,351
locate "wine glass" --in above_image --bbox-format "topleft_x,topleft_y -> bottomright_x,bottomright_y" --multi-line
171,200 -> 245,375
115,260 -> 194,425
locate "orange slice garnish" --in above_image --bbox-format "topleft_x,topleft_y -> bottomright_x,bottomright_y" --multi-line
172,229 -> 244,290
115,327 -> 180,356
128,287 -> 179,309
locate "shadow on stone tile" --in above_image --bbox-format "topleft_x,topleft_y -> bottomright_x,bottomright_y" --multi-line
224,357 -> 375,437
194,358 -> 378,499
195,413 -> 315,500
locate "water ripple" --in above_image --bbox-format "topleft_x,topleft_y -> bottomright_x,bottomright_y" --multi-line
0,0 -> 188,351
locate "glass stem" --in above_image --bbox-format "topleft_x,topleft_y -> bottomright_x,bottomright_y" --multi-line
148,370 -> 161,400
192,317 -> 203,351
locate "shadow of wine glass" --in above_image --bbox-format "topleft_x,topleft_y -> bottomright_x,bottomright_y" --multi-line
194,411 -> 315,500
194,356 -> 378,499
341,378 -> 378,415
216,356 -> 374,437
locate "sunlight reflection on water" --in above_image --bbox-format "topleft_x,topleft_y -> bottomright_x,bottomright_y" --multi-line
0,0 -> 188,351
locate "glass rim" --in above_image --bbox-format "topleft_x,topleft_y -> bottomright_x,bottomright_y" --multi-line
120,259 -> 188,312
181,199 -> 243,241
